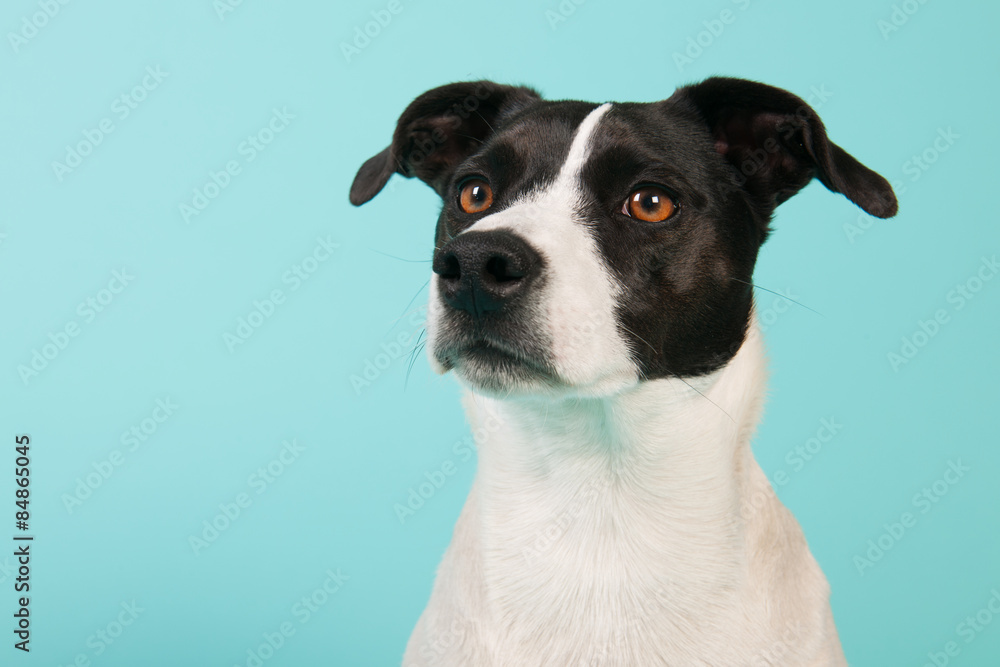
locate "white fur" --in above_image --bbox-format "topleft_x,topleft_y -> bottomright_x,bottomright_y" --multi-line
409,106 -> 846,665
404,326 -> 845,666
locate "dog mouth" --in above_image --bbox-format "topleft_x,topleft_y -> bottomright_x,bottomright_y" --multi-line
436,335 -> 558,391
464,340 -> 544,369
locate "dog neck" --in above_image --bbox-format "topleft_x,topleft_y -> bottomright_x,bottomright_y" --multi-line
457,324 -> 772,644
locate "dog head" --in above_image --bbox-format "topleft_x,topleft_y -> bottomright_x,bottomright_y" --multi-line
350,77 -> 897,398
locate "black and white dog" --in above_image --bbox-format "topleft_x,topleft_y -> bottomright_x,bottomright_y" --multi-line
351,77 -> 896,666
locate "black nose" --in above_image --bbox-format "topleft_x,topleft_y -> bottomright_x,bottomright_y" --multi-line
433,231 -> 543,318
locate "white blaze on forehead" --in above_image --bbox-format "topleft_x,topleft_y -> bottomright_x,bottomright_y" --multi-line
556,103 -> 612,185
456,103 -> 638,394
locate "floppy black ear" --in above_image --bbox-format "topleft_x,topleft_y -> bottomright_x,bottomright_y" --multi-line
349,81 -> 541,206
668,77 -> 898,222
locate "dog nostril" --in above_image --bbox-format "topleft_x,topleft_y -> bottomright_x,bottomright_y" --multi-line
485,255 -> 525,283
434,232 -> 542,317
439,254 -> 461,280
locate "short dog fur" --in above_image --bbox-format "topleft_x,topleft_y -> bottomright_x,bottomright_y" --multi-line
351,77 -> 897,666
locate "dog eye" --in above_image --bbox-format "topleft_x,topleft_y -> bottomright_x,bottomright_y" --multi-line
458,179 -> 494,214
622,186 -> 677,222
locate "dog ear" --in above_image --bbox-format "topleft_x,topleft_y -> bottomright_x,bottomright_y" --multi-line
668,77 -> 898,222
349,81 -> 541,206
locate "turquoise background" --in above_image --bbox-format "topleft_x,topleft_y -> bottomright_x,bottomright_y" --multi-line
1,0 -> 997,665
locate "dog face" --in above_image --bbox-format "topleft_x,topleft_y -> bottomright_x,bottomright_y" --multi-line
351,78 -> 897,398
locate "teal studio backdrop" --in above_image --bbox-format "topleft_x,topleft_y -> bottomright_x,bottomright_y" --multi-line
1,0 -> 997,665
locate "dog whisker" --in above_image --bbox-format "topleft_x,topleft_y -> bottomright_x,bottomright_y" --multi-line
367,247 -> 432,263
404,331 -> 427,389
455,132 -> 485,145
618,323 -> 658,355
472,109 -> 496,135
383,279 -> 430,336
730,277 -> 825,318
674,375 -> 735,425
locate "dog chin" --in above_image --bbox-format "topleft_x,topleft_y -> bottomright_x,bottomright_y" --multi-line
453,364 -> 555,398
433,342 -> 558,398
438,346 -> 641,400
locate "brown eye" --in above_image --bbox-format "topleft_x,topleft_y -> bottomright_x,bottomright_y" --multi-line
459,179 -> 494,214
622,186 -> 677,222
